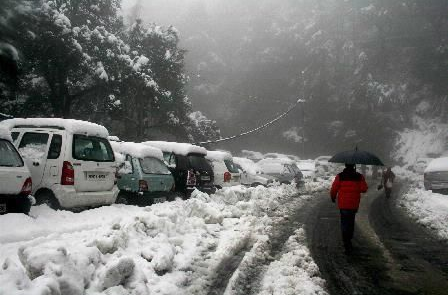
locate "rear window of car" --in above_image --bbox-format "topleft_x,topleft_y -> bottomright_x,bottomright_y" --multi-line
73,134 -> 114,162
0,140 -> 24,167
140,157 -> 171,175
188,154 -> 212,171
224,159 -> 240,173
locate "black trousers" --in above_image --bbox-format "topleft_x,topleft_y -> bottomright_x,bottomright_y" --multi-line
340,209 -> 357,244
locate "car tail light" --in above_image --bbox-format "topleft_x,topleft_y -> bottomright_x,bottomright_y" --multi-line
61,161 -> 75,185
21,177 -> 32,195
186,169 -> 196,186
139,180 -> 149,192
224,172 -> 231,182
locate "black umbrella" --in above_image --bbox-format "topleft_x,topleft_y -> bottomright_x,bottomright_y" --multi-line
329,147 -> 384,166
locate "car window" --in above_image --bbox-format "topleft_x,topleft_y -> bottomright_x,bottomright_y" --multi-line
140,157 -> 171,175
125,154 -> 134,173
11,132 -> 19,142
18,132 -> 49,159
73,134 -> 114,162
0,140 -> 24,167
224,159 -> 240,173
47,134 -> 62,159
188,154 -> 212,171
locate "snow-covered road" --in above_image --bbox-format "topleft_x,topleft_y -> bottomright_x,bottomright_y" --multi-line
0,182 -> 330,295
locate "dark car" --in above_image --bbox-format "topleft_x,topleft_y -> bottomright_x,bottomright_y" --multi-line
142,141 -> 215,197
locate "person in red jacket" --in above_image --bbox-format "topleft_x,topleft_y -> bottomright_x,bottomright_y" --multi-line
330,164 -> 368,253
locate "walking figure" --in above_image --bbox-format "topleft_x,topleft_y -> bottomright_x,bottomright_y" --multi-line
330,164 -> 368,254
382,167 -> 395,198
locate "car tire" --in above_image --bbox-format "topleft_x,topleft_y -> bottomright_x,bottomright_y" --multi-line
115,193 -> 129,205
35,190 -> 60,210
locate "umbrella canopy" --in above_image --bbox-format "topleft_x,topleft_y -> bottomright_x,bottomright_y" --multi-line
329,148 -> 384,166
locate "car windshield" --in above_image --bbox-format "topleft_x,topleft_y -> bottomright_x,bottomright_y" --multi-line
0,140 -> 24,167
139,157 -> 171,175
224,159 -> 240,173
188,154 -> 212,171
73,134 -> 114,162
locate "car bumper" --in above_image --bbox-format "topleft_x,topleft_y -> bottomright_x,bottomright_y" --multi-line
0,193 -> 32,214
52,185 -> 119,208
186,185 -> 216,195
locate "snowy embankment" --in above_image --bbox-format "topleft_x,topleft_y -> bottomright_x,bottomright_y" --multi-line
0,182 -> 329,295
398,187 -> 448,242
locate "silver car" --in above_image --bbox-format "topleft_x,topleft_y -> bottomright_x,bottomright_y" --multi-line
424,157 -> 448,192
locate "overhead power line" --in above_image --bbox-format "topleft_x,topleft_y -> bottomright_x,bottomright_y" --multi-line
196,98 -> 305,145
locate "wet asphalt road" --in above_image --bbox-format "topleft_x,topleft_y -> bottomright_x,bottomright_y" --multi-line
307,183 -> 448,295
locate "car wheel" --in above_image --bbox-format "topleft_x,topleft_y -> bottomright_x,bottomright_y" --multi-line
115,193 -> 129,205
35,190 -> 60,210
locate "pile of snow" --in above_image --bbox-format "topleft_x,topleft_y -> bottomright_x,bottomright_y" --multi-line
258,229 -> 327,295
0,125 -> 12,141
206,150 -> 233,162
111,141 -> 163,160
0,118 -> 109,138
0,183 -> 327,295
143,141 -> 207,156
424,157 -> 448,173
399,188 -> 448,241
233,157 -> 261,175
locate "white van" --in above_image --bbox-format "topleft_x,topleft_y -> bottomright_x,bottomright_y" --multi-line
1,118 -> 119,209
0,126 -> 33,214
206,151 -> 241,188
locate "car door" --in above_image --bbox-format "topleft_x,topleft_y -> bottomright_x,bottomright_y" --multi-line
43,133 -> 64,187
17,131 -> 50,189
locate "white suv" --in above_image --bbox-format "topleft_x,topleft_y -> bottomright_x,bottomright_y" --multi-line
1,118 -> 119,209
206,151 -> 241,188
0,126 -> 33,214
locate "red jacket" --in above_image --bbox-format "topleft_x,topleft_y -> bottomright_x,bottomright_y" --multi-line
330,168 -> 368,210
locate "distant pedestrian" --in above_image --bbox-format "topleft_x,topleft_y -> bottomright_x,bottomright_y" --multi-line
330,164 -> 368,254
382,167 -> 395,198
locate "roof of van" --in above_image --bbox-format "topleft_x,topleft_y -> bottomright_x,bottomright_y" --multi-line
0,118 -> 109,138
206,150 -> 233,161
0,125 -> 12,141
424,157 -> 448,173
142,141 -> 207,156
110,141 -> 163,161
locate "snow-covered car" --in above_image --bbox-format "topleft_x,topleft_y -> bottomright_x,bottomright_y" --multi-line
0,118 -> 119,209
0,126 -> 33,214
111,141 -> 175,205
205,151 -> 240,188
296,160 -> 316,180
257,158 -> 304,186
424,157 -> 448,192
241,150 -> 264,162
233,157 -> 271,186
142,141 -> 215,196
414,157 -> 433,174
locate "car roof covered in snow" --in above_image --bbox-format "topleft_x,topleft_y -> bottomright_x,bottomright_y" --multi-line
0,125 -> 12,141
233,157 -> 260,175
424,157 -> 448,173
111,141 -> 163,161
296,160 -> 315,171
241,150 -> 264,161
0,118 -> 109,138
206,150 -> 233,162
108,136 -> 120,142
142,141 -> 207,156
258,157 -> 295,166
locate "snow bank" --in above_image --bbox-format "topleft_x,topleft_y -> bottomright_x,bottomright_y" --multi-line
0,125 -> 12,141
258,229 -> 327,295
0,118 -> 109,138
0,182 -> 327,295
424,157 -> 448,173
206,150 -> 233,162
111,141 -> 163,160
143,141 -> 207,156
399,188 -> 448,241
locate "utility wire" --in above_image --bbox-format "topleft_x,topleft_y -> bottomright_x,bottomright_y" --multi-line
196,98 -> 305,145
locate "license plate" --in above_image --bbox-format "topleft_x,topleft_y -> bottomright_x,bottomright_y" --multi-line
201,176 -> 211,181
86,173 -> 107,181
0,204 -> 6,213
153,197 -> 166,204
